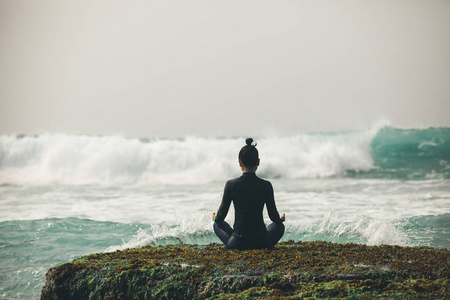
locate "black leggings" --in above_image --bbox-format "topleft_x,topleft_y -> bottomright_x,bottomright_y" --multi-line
213,221 -> 285,250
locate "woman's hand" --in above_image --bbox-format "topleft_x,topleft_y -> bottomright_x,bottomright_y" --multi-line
212,213 -> 216,221
280,213 -> 286,222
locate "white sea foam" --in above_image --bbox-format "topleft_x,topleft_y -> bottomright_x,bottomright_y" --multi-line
0,125 -> 382,186
105,215 -> 215,252
294,212 -> 410,246
105,210 -> 412,253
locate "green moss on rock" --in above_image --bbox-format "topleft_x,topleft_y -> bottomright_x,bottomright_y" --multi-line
41,241 -> 449,299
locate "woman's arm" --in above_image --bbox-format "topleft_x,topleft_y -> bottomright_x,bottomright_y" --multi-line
214,180 -> 233,223
266,182 -> 285,223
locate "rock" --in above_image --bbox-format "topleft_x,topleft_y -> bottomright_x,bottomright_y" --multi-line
41,241 -> 449,299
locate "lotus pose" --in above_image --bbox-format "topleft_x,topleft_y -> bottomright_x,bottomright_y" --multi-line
213,138 -> 285,250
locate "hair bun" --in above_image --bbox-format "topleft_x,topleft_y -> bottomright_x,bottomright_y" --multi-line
239,138 -> 259,166
245,138 -> 256,147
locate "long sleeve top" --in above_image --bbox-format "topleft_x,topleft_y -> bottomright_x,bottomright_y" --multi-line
215,172 -> 283,238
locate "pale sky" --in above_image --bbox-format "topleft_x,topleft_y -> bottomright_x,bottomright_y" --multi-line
1,0 -> 449,138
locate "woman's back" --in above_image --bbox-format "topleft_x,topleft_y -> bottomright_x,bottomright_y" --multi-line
217,172 -> 278,238
213,138 -> 285,250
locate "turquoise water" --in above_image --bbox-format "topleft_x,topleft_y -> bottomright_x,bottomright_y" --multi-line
0,126 -> 449,299
361,127 -> 450,179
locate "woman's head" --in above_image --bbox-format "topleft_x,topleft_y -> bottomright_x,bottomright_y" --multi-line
238,138 -> 259,169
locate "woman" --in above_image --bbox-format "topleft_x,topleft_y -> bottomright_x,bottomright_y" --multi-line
212,138 -> 285,250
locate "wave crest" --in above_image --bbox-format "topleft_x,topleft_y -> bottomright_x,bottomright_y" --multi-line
3,124 -> 449,185
0,128 -> 380,185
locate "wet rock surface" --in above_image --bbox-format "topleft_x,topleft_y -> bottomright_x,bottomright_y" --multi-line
41,241 -> 449,299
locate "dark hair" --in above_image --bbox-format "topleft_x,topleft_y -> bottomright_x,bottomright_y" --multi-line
238,138 -> 259,167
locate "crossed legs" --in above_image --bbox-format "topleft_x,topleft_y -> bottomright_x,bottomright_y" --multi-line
213,221 -> 285,250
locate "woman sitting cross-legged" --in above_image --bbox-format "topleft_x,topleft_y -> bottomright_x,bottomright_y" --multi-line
212,138 -> 285,250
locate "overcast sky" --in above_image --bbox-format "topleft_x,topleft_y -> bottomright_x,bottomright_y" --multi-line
1,0 -> 449,138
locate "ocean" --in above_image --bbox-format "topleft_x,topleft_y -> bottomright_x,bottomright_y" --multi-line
0,125 -> 449,299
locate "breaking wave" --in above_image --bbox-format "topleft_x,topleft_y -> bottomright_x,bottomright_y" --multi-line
0,125 -> 449,185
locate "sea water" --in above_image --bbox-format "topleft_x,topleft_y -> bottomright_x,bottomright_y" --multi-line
0,125 -> 449,299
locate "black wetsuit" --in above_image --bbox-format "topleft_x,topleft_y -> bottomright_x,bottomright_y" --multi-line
214,172 -> 284,250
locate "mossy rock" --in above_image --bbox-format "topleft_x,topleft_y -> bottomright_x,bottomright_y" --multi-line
41,241 -> 449,299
